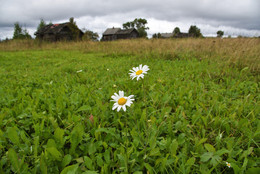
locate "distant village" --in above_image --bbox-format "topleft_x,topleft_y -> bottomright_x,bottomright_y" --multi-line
2,17 -> 255,42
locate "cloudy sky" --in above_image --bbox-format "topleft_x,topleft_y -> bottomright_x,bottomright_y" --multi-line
0,0 -> 260,39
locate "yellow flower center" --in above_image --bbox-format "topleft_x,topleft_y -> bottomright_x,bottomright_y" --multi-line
118,98 -> 127,105
136,70 -> 143,75
227,163 -> 231,167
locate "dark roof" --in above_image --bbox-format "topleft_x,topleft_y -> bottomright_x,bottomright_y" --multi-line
116,28 -> 137,35
103,28 -> 121,35
35,22 -> 83,35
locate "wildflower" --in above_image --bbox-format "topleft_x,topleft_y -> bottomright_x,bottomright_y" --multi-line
226,162 -> 231,168
111,91 -> 134,112
89,114 -> 94,123
113,84 -> 117,88
129,64 -> 149,81
107,69 -> 109,71
77,70 -> 83,73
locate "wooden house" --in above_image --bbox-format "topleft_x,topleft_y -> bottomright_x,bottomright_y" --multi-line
35,22 -> 83,41
101,28 -> 139,41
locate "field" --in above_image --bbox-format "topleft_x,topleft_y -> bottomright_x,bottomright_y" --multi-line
0,38 -> 259,173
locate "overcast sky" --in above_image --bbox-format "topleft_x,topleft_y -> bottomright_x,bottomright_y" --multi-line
0,0 -> 260,39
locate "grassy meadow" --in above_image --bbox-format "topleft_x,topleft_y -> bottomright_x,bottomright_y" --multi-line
0,38 -> 259,173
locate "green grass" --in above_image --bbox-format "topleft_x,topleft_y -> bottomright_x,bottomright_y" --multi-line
0,49 -> 259,173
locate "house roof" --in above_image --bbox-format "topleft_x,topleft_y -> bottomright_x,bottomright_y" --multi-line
116,28 -> 137,35
35,22 -> 83,35
103,28 -> 121,35
161,33 -> 173,38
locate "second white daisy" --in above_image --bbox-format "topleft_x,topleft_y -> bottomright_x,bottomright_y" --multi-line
111,91 -> 134,112
129,64 -> 149,81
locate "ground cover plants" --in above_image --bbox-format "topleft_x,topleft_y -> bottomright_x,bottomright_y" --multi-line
0,38 -> 259,173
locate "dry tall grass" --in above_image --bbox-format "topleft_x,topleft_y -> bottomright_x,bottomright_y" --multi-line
1,38 -> 259,73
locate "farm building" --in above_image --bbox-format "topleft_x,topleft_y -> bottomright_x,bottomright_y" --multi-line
35,22 -> 84,41
160,33 -> 174,38
173,33 -> 194,38
160,32 -> 194,39
101,28 -> 139,41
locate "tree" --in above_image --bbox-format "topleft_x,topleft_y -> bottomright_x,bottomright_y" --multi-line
83,30 -> 99,41
173,27 -> 181,35
13,22 -> 22,39
37,19 -> 46,31
13,22 -> 32,39
217,30 -> 224,37
68,17 -> 81,40
123,18 -> 149,38
152,33 -> 161,39
188,25 -> 202,37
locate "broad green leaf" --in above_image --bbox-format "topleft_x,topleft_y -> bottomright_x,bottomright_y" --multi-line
200,152 -> 213,162
204,143 -> 215,152
170,139 -> 178,157
8,148 -> 20,173
84,156 -> 93,170
149,147 -> 161,156
196,138 -> 207,147
186,157 -> 195,166
104,149 -> 111,163
215,148 -> 229,156
82,171 -> 99,174
144,163 -> 154,174
95,128 -> 120,140
246,167 -> 260,174
60,163 -> 79,174
54,127 -> 65,146
210,155 -> 221,166
62,154 -> 72,168
76,105 -> 91,112
70,124 -> 84,153
7,127 -> 20,145
46,147 -> 62,161
40,153 -> 47,174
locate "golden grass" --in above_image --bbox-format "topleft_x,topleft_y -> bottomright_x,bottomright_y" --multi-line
1,38 -> 260,73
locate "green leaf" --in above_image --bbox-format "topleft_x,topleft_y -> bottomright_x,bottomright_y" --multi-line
82,171 -> 99,174
200,152 -> 213,162
95,128 -> 120,140
8,148 -> 20,173
210,155 -> 221,166
215,148 -> 229,156
7,127 -> 20,145
246,167 -> 260,174
54,127 -> 65,146
76,105 -> 91,112
84,156 -> 93,170
149,147 -> 161,156
204,143 -> 215,152
40,153 -> 47,174
196,138 -> 207,147
144,163 -> 154,174
170,139 -> 178,157
62,154 -> 72,168
186,157 -> 195,166
104,149 -> 111,164
60,163 -> 79,174
46,147 -> 62,161
88,141 -> 97,155
70,124 -> 84,153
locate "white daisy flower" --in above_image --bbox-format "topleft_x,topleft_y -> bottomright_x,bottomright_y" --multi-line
111,91 -> 134,112
129,64 -> 149,81
226,162 -> 231,168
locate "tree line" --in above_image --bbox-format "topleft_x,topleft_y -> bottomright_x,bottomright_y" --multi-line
10,18 -> 225,41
